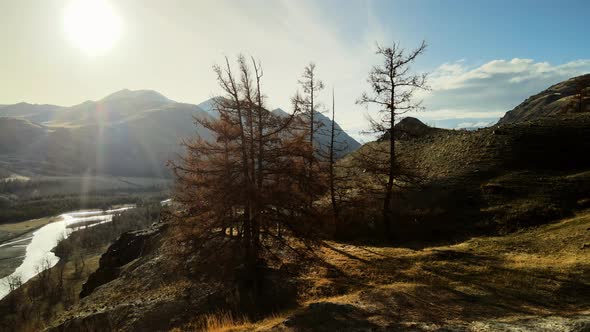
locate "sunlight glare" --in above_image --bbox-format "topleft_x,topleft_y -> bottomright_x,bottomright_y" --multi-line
64,0 -> 122,55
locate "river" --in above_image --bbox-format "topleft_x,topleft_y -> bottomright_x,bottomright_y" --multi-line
0,206 -> 134,299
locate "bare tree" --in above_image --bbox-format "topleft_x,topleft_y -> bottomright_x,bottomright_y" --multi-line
328,88 -> 339,221
357,41 -> 428,236
298,63 -> 325,152
295,63 -> 325,209
5,274 -> 23,292
569,75 -> 590,113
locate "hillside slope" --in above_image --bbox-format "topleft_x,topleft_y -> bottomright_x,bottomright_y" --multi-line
0,117 -> 50,154
200,100 -> 362,155
312,111 -> 362,155
343,113 -> 590,239
257,209 -> 590,331
36,207 -> 590,331
498,73 -> 590,124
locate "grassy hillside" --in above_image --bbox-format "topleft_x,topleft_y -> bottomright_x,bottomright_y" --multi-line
337,113 -> 590,241
50,208 -> 589,331
245,209 -> 590,331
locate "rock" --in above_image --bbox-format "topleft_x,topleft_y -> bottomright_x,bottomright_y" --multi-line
80,222 -> 166,298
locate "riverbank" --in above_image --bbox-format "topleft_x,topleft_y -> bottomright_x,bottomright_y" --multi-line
0,204 -> 160,331
0,216 -> 60,244
0,205 -> 136,299
0,203 -> 141,244
0,242 -> 106,332
0,216 -> 62,278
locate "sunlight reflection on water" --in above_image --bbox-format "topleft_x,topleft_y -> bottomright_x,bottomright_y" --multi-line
0,206 -> 134,299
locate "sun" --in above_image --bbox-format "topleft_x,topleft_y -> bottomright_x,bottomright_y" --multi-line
64,0 -> 122,55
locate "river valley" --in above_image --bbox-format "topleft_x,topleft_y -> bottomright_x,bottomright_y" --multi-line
0,206 -> 134,299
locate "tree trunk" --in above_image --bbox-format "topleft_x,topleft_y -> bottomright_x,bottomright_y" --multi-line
308,77 -> 315,211
329,88 -> 338,221
383,76 -> 395,237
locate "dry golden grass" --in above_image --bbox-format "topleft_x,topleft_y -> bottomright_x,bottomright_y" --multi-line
170,311 -> 288,332
232,209 -> 590,331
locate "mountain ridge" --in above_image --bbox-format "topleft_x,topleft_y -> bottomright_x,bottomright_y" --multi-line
0,90 -> 360,178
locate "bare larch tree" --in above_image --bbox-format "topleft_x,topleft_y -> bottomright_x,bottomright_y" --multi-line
170,56 -> 316,296
569,74 -> 590,113
328,88 -> 338,220
295,63 -> 325,209
357,41 -> 428,236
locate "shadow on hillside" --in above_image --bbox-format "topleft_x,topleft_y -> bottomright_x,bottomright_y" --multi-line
338,167 -> 590,251
319,244 -> 590,323
283,302 -> 380,332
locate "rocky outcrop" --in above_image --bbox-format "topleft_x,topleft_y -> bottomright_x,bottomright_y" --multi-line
47,220 -> 209,332
80,222 -> 166,298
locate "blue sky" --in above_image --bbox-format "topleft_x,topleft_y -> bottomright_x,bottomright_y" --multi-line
324,0 -> 589,67
373,0 -> 588,64
1,0 -> 589,140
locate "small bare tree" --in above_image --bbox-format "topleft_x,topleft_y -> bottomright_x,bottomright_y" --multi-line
313,87 -> 355,235
328,88 -> 338,220
298,63 -> 325,154
569,74 -> 590,113
357,41 -> 428,236
6,273 -> 23,292
295,63 -> 325,209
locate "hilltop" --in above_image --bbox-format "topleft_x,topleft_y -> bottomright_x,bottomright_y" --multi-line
498,73 -> 590,124
379,117 -> 449,141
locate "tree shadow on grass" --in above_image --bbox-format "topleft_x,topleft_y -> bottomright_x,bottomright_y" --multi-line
282,302 -> 380,332
317,244 -> 590,325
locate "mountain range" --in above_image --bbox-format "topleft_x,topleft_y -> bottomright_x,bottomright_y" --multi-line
1,73 -> 587,179
0,90 -> 360,178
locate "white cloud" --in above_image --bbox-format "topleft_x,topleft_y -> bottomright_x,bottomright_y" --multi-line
455,121 -> 492,129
